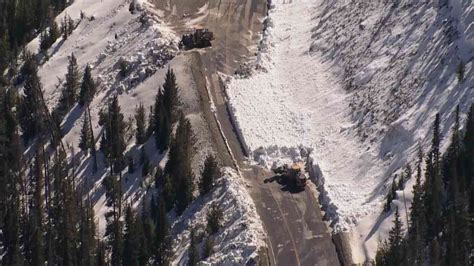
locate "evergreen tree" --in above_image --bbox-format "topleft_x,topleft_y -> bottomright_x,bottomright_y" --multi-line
19,57 -> 45,143
162,68 -> 180,124
199,155 -> 218,196
103,176 -> 123,265
429,239 -> 441,266
128,155 -> 135,174
101,95 -> 127,174
424,114 -> 443,240
162,174 -> 175,212
147,105 -> 155,137
166,113 -> 195,214
188,227 -> 199,266
49,20 -> 60,44
79,65 -> 96,106
384,176 -> 397,212
407,148 -> 425,265
206,203 -> 223,235
155,68 -> 180,151
58,53 -> 80,114
79,198 -> 97,266
139,202 -> 153,266
0,85 -> 25,266
463,104 -> 474,186
155,196 -> 172,265
203,237 -> 214,259
141,147 -> 150,177
387,207 -> 404,265
135,103 -> 147,145
96,241 -> 107,266
25,145 -> 46,266
123,206 -> 140,266
79,113 -> 92,155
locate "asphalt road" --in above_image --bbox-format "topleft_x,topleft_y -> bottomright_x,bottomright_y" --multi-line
152,0 -> 341,265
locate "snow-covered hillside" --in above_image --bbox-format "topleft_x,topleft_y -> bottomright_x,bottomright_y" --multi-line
23,0 -> 267,263
226,0 -> 473,262
171,168 -> 266,265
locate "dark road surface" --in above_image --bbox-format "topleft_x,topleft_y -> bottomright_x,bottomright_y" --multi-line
152,0 -> 341,265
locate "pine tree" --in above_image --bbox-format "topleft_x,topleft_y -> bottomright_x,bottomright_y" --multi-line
407,148 -> 425,265
19,57 -> 45,143
101,95 -> 127,174
123,206 -> 140,265
79,198 -> 97,266
79,65 -> 96,106
463,104 -> 474,187
387,207 -> 404,265
429,239 -> 441,266
162,174 -> 175,211
155,68 -> 180,151
203,237 -> 214,259
48,20 -> 60,45
199,155 -> 218,196
206,203 -> 223,235
128,155 -> 135,174
62,14 -> 74,40
155,196 -> 172,265
141,147 -> 150,177
162,68 -> 180,124
25,145 -> 46,266
139,203 -> 153,266
424,114 -> 443,240
153,87 -> 166,151
96,241 -> 107,266
147,105 -> 154,138
79,113 -> 92,155
188,227 -> 199,266
103,175 -> 123,265
384,176 -> 397,212
166,113 -> 195,214
58,53 -> 80,113
135,103 -> 147,145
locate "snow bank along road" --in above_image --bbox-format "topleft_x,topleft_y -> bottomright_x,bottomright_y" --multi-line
153,0 -> 342,265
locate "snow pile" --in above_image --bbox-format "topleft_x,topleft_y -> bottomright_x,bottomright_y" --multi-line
226,0 -> 473,262
171,168 -> 266,265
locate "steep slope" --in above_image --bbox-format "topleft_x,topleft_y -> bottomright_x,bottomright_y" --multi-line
226,0 -> 473,262
22,0 -> 267,263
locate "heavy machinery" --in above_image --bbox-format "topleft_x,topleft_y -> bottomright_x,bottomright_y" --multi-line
272,161 -> 308,189
179,27 -> 214,50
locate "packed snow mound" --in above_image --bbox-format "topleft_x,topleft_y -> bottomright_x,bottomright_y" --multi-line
171,168 -> 266,266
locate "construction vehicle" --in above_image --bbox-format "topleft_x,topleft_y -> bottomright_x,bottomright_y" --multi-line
271,161 -> 308,189
179,26 -> 214,50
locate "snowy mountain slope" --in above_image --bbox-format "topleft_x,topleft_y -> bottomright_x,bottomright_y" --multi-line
21,0 -> 267,262
171,168 -> 266,266
225,0 -> 473,262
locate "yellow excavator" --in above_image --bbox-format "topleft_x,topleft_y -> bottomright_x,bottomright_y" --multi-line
272,161 -> 308,189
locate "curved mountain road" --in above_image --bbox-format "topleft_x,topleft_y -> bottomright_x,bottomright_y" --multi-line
152,0 -> 342,265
